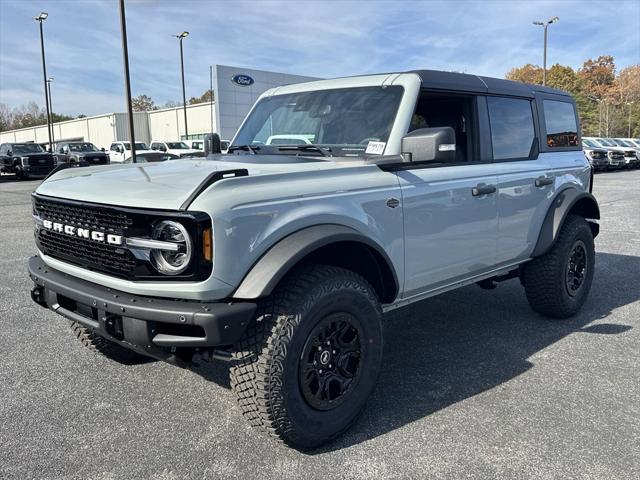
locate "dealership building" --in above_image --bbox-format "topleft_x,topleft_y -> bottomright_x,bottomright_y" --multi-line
0,65 -> 318,149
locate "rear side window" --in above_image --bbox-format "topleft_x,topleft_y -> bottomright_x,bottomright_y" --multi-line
543,100 -> 578,148
487,97 -> 535,160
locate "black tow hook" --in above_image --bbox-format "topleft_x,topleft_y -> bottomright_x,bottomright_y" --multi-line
31,285 -> 47,307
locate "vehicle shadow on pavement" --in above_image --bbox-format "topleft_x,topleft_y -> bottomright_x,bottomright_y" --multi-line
188,251 -> 638,452
314,251 -> 639,453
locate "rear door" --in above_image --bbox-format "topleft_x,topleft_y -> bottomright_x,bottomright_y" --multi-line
489,96 -> 555,264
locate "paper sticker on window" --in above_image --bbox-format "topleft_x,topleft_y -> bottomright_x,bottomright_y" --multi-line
365,141 -> 386,155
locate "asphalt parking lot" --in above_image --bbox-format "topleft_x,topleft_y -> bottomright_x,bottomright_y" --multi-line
0,171 -> 638,480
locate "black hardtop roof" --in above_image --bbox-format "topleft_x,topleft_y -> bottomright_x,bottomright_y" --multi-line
410,69 -> 570,98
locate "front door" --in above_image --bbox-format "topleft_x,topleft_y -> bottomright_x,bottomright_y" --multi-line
398,166 -> 498,296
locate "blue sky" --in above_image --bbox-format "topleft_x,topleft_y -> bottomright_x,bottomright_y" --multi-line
1,0 -> 638,117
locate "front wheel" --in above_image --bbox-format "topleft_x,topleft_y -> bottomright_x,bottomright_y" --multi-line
230,265 -> 383,450
521,215 -> 595,319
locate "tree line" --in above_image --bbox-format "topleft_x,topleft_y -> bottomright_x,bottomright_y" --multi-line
130,89 -> 214,112
0,89 -> 214,132
507,56 -> 639,137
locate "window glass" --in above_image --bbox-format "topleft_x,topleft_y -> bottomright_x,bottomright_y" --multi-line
233,86 -> 404,157
487,97 -> 535,160
543,100 -> 578,148
12,144 -> 45,154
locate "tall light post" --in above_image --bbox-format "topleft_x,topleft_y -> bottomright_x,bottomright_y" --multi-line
173,31 -> 189,139
46,77 -> 55,146
533,16 -> 559,86
118,0 -> 137,163
627,101 -> 635,137
34,12 -> 53,152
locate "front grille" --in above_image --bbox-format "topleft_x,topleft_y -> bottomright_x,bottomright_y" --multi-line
34,196 -> 133,233
32,195 -> 212,281
38,229 -> 137,276
34,197 -> 136,277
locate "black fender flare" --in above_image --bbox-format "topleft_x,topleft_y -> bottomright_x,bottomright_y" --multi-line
232,224 -> 399,300
532,188 -> 600,257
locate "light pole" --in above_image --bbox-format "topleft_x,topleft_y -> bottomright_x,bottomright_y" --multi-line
118,0 -> 137,163
46,77 -> 55,146
533,16 -> 559,86
174,31 -> 189,139
627,101 -> 634,137
34,12 -> 53,152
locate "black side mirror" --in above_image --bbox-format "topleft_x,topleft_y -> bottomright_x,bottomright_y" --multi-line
401,127 -> 456,163
160,146 -> 167,152
204,133 -> 221,155
7,150 -> 12,156
101,147 -> 105,152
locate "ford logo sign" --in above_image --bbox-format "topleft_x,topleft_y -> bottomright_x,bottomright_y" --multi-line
231,74 -> 254,87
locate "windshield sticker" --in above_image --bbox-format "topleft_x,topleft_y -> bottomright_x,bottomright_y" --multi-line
365,141 -> 386,155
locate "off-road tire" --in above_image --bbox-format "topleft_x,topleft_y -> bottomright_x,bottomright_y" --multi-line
230,264 -> 383,450
70,321 -> 146,364
522,214 -> 595,319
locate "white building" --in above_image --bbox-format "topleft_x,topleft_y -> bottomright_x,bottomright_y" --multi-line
0,65 -> 319,149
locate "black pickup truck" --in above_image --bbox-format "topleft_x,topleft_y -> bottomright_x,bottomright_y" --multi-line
0,143 -> 56,179
55,142 -> 109,165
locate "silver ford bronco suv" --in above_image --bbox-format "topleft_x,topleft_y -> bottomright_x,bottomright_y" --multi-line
28,70 -> 599,449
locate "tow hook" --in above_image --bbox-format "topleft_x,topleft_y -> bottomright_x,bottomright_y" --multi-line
30,285 -> 47,307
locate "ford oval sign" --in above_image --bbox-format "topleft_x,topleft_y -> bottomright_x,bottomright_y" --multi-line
231,74 -> 254,87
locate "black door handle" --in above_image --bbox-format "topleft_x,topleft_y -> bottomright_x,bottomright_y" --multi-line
472,184 -> 497,196
535,176 -> 553,187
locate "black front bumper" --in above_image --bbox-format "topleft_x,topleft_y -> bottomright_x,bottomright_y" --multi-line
28,255 -> 256,363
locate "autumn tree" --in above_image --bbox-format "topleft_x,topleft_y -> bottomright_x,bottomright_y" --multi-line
131,94 -> 156,112
188,89 -> 214,105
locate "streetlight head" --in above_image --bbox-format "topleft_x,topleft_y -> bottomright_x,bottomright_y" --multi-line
549,16 -> 559,24
34,12 -> 48,21
180,31 -> 189,38
47,77 -> 54,82
533,21 -> 544,26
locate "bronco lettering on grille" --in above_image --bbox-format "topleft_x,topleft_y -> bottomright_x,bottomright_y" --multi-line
42,219 -> 123,246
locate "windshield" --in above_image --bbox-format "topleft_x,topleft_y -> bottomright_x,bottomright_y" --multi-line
12,144 -> 45,154
123,142 -> 149,150
596,138 -> 615,147
233,86 -> 404,156
68,142 -> 98,152
615,139 -> 633,147
582,139 -> 598,148
166,142 -> 189,149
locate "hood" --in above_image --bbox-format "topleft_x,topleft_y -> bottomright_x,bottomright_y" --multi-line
169,148 -> 201,156
35,154 -> 339,210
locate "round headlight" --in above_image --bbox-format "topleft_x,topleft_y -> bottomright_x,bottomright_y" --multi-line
151,220 -> 192,275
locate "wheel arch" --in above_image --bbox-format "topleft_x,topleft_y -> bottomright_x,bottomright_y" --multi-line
232,224 -> 399,304
532,187 -> 600,258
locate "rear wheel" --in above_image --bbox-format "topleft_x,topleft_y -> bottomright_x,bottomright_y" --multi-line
70,321 -> 146,364
521,215 -> 595,318
230,265 -> 383,450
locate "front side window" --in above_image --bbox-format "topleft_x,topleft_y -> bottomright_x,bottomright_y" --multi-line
543,100 -> 578,148
233,86 -> 404,157
488,97 -> 535,160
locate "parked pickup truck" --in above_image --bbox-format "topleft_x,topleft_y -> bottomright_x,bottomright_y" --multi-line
0,142 -> 56,179
149,141 -> 205,158
28,69 -> 599,450
55,142 -> 110,166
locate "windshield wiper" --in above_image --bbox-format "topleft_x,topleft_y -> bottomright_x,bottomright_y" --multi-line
228,144 -> 259,154
277,145 -> 332,157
